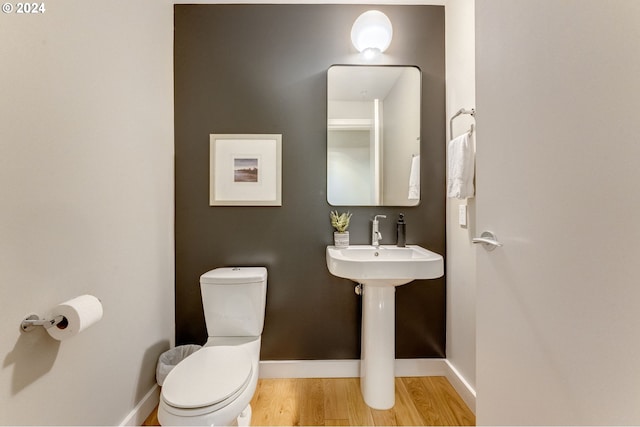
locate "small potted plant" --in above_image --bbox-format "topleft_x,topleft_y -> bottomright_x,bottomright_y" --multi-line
330,210 -> 352,248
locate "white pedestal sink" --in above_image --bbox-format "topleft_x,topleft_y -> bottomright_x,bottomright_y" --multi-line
326,244 -> 444,409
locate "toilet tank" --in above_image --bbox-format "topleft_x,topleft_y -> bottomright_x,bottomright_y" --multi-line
200,267 -> 267,337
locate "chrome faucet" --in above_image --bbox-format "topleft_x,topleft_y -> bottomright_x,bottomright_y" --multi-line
371,215 -> 387,247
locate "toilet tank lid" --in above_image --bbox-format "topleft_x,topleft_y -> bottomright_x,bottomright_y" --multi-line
200,267 -> 267,285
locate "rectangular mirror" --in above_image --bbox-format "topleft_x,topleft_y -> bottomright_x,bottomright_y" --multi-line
327,65 -> 421,206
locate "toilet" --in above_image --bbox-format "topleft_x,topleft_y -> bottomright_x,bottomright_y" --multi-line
158,267 -> 267,426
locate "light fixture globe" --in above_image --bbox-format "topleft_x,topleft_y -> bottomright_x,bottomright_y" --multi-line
351,10 -> 393,55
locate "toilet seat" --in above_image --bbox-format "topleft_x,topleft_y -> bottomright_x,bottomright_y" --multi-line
161,346 -> 253,414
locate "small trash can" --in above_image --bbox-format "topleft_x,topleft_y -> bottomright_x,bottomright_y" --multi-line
156,344 -> 202,386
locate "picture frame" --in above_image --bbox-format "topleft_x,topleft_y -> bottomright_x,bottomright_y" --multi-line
209,134 -> 282,206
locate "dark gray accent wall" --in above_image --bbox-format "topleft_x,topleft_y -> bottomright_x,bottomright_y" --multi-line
174,4 -> 446,360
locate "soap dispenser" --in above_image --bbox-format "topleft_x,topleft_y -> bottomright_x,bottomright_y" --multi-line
396,213 -> 406,247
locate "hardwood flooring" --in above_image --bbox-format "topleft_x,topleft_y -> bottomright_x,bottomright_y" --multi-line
143,377 -> 475,426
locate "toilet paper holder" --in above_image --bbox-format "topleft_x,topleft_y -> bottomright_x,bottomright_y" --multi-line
20,314 -> 68,332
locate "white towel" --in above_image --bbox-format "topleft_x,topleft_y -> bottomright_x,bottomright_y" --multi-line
408,155 -> 420,200
447,132 -> 475,199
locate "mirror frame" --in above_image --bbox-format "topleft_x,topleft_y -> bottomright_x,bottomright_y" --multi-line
327,64 -> 421,207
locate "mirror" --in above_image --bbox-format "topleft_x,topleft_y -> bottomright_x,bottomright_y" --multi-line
327,65 -> 421,206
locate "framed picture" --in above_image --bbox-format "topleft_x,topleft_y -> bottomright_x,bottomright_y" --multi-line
209,134 -> 282,206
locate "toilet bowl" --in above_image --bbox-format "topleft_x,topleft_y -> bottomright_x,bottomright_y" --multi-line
158,338 -> 260,426
158,267 -> 267,426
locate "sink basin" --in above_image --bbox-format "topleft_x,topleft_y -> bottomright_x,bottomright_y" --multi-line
326,244 -> 444,410
326,244 -> 444,286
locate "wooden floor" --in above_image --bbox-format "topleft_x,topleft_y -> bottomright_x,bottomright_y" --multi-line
143,377 -> 475,426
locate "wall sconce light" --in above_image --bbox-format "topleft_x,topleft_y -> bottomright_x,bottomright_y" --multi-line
351,10 -> 393,59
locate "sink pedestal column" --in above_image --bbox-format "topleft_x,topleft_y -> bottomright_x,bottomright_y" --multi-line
360,285 -> 395,409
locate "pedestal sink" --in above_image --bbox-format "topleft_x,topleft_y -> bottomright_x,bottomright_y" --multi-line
326,245 -> 444,409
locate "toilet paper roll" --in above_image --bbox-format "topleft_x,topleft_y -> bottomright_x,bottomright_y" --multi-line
46,295 -> 103,341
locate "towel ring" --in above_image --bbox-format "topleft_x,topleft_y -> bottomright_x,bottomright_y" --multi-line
450,108 -> 475,140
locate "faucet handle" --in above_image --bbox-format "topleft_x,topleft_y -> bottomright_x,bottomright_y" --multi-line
372,215 -> 386,246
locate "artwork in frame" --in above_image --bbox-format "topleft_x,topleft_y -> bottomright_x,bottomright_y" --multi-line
209,134 -> 282,206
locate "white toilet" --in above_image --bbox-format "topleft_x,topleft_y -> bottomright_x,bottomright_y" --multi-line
158,267 -> 267,426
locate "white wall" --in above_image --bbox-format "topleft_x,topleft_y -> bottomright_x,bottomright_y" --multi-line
328,131 -> 373,205
0,1 -> 175,424
475,1 -> 640,424
444,0 -> 477,401
383,69 -> 420,206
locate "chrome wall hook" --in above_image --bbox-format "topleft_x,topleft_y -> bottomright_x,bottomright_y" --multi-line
20,314 -> 67,332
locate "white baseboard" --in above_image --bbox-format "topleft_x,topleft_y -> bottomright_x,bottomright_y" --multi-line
444,359 -> 476,413
259,358 -> 476,414
259,358 -> 448,379
394,358 -> 448,376
259,359 -> 360,378
119,384 -> 160,426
